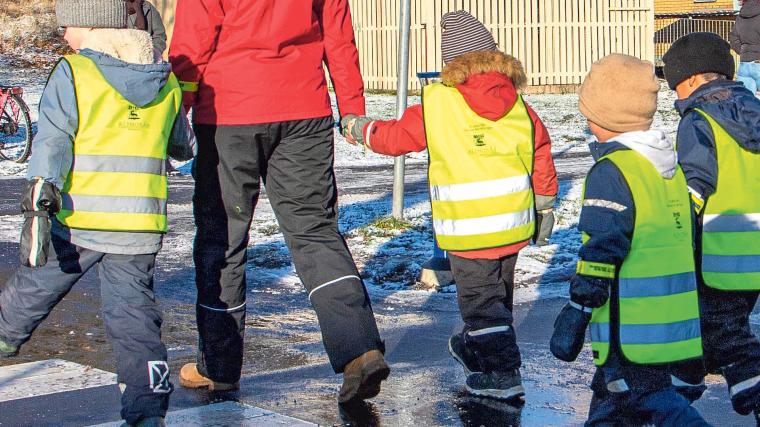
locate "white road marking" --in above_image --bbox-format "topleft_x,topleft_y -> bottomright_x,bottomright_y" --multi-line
91,401 -> 317,426
0,359 -> 117,402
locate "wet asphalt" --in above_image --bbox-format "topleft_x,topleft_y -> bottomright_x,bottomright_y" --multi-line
0,168 -> 756,426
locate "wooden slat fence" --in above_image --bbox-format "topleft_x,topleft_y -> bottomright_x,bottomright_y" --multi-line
350,0 -> 655,91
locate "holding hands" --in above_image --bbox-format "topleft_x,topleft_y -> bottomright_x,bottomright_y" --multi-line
341,114 -> 372,147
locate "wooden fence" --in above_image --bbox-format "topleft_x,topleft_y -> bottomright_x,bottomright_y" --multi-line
151,0 -> 654,92
350,0 -> 655,91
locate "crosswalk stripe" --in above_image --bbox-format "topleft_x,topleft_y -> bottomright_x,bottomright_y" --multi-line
0,359 -> 116,403
91,401 -> 317,426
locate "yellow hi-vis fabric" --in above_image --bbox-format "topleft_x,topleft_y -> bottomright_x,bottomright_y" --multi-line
694,109 -> 760,291
585,149 -> 701,366
423,83 -> 535,251
56,54 -> 181,233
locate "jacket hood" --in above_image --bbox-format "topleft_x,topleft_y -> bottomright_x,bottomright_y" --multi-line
740,1 -> 760,18
610,130 -> 678,179
78,29 -> 169,107
676,79 -> 760,154
441,51 -> 527,121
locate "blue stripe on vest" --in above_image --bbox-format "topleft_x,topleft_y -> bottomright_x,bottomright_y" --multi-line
591,322 -> 610,343
702,255 -> 760,274
618,272 -> 697,299
619,318 -> 701,345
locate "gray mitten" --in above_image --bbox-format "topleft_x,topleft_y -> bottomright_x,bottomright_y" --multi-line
534,195 -> 557,246
340,114 -> 372,146
19,178 -> 62,268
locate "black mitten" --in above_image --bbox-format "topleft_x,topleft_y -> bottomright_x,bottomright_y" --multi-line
550,302 -> 592,362
19,178 -> 61,268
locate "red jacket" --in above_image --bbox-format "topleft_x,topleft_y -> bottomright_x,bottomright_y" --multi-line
168,0 -> 365,125
364,72 -> 558,259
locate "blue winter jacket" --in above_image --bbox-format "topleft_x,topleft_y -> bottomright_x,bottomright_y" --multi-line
572,130 -> 689,307
28,32 -> 195,255
675,79 -> 760,205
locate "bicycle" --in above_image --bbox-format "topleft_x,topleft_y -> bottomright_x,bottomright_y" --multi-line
0,85 -> 33,163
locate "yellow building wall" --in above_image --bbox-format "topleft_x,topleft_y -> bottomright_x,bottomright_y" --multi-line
656,0 -> 735,15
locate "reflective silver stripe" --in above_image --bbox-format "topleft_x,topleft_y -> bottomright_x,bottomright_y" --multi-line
702,254 -> 760,274
569,301 -> 593,314
618,272 -> 696,299
687,186 -> 703,201
467,325 -> 510,337
29,179 -> 44,268
308,275 -> 361,301
703,213 -> 760,233
433,208 -> 534,237
430,175 -> 530,202
365,121 -> 375,150
591,322 -> 609,343
583,199 -> 628,212
607,379 -> 630,393
619,318 -> 701,345
198,302 -> 247,313
671,375 -> 704,388
62,194 -> 167,215
73,155 -> 166,175
730,373 -> 760,397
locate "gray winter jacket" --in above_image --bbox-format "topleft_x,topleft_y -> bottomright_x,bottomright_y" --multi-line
731,2 -> 760,62
128,1 -> 167,55
28,29 -> 195,255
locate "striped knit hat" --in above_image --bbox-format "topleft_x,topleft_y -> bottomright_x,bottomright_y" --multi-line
441,11 -> 497,64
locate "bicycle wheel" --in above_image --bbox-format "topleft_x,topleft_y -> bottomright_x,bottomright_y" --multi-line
0,93 -> 33,163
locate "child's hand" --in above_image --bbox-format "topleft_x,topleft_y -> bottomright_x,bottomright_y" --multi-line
340,114 -> 373,147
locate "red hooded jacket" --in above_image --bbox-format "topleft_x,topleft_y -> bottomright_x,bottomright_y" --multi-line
363,72 -> 558,259
168,0 -> 365,125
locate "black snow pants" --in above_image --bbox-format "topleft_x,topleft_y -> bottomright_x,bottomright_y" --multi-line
0,232 -> 170,425
586,350 -> 709,426
676,282 -> 760,415
449,253 -> 521,373
192,117 -> 384,383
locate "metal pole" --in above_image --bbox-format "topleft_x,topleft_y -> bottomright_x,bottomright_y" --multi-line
392,0 -> 412,220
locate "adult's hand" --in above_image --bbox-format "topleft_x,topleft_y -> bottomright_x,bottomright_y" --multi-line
341,115 -> 373,146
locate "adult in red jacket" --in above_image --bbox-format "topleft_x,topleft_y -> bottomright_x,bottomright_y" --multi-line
343,11 -> 558,399
169,0 -> 389,403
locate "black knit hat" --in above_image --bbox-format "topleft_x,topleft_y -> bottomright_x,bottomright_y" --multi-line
662,32 -> 735,90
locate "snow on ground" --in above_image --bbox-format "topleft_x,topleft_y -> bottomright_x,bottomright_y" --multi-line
0,64 -> 685,305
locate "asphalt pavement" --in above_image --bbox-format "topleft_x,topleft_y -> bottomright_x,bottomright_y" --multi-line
0,172 -> 756,426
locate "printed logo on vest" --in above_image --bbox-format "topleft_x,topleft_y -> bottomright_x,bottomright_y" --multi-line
148,361 -> 171,393
120,106 -> 150,130
473,134 -> 486,147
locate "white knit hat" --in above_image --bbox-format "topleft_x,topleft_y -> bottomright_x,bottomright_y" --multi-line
56,0 -> 128,28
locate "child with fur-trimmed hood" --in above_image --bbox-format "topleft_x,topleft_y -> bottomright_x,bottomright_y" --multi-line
343,11 -> 557,400
0,1 -> 194,426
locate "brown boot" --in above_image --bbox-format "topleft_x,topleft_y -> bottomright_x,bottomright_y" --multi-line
338,350 -> 390,404
179,363 -> 239,391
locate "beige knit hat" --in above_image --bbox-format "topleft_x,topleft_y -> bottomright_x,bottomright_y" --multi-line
579,54 -> 660,133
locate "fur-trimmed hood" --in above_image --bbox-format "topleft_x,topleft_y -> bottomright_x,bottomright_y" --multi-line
77,28 -> 170,107
441,50 -> 527,89
436,51 -> 528,122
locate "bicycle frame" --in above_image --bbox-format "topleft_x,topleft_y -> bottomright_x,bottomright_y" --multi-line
0,87 -> 25,126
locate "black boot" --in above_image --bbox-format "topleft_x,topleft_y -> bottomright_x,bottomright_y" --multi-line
449,333 -> 481,375
550,302 -> 591,362
465,369 -> 525,401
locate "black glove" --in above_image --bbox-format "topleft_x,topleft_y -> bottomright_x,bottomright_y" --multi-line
550,301 -> 592,362
19,178 -> 62,268
533,195 -> 556,246
569,274 -> 612,309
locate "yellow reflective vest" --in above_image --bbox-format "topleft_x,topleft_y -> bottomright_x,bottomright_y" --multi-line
584,149 -> 702,366
56,54 -> 181,233
423,83 -> 535,251
694,109 -> 760,291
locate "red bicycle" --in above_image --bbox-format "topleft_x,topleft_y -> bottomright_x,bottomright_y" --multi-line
0,85 -> 33,163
